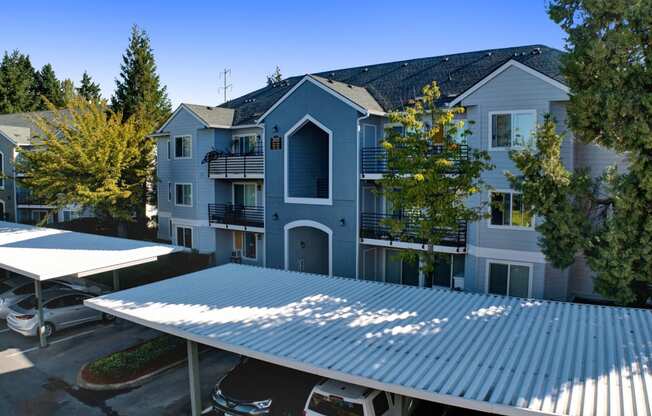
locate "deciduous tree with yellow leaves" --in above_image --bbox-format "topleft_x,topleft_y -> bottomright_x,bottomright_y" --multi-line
379,81 -> 493,279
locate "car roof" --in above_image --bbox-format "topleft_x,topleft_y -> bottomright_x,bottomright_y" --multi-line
314,379 -> 372,400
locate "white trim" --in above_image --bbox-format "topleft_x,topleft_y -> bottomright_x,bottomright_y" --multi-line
157,105 -> 263,133
360,173 -> 383,181
17,204 -> 54,209
173,135 -> 192,159
209,173 -> 264,180
484,258 -> 534,298
174,183 -> 193,207
158,104 -> 210,133
210,223 -> 264,233
487,189 -> 535,230
171,217 -> 208,227
284,220 -> 333,276
448,59 -> 569,107
467,245 -> 546,263
488,110 -> 537,151
158,211 -> 171,218
257,76 -> 370,123
284,114 -> 333,206
356,114 -> 371,279
360,238 -> 465,254
0,150 -> 4,190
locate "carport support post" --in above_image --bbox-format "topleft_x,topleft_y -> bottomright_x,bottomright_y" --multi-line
187,340 -> 201,416
112,270 -> 120,291
34,280 -> 47,348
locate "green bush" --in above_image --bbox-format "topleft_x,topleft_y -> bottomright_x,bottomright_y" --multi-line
88,335 -> 185,378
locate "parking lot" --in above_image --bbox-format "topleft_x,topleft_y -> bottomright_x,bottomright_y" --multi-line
0,318 -> 239,416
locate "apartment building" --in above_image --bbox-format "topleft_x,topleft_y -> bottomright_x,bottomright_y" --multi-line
154,44 -> 624,302
0,111 -> 89,224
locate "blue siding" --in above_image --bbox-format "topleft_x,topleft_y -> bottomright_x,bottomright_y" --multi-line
263,80 -> 360,278
288,122 -> 329,198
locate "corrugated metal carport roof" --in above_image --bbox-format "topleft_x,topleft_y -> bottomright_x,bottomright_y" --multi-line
85,263 -> 652,416
0,221 -> 183,280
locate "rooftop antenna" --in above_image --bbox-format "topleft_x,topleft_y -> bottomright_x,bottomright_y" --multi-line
218,68 -> 232,103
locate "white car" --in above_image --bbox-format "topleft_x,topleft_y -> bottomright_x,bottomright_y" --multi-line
305,380 -> 418,416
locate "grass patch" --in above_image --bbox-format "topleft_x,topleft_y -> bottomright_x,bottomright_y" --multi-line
83,335 -> 186,385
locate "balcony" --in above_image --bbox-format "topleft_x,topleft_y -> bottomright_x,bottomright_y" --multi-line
208,203 -> 264,230
360,144 -> 469,179
360,212 -> 467,252
16,192 -> 50,207
206,147 -> 264,179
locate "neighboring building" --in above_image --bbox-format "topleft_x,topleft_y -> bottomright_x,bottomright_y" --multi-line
0,111 -> 90,224
154,44 -> 624,302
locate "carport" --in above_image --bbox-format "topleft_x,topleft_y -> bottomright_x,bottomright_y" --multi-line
85,263 -> 652,416
0,220 -> 183,348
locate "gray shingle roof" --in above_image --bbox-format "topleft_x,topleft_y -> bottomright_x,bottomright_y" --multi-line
220,44 -> 564,126
0,110 -> 60,144
0,125 -> 31,145
309,75 -> 385,115
182,103 -> 235,127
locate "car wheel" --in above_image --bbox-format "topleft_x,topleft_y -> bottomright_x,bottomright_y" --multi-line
43,323 -> 55,337
102,313 -> 116,322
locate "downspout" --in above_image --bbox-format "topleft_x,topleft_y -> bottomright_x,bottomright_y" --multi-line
355,111 -> 371,279
259,123 -> 266,268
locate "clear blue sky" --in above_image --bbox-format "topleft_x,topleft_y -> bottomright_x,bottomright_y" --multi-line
0,1 -> 566,108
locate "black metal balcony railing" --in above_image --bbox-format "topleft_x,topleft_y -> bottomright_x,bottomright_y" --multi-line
206,146 -> 264,178
16,192 -> 48,206
208,203 -> 264,228
361,144 -> 469,176
360,212 -> 467,248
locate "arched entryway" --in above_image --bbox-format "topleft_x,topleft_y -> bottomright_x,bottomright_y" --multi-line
284,220 -> 332,276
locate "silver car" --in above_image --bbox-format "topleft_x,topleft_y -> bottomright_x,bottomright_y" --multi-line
0,277 -> 105,319
6,289 -> 113,337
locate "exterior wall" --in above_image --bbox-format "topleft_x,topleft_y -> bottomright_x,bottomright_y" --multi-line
287,123 -> 329,198
263,80 -> 360,278
461,65 -> 570,299
0,135 -> 16,221
156,108 -> 217,253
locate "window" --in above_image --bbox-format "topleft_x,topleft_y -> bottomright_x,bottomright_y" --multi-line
426,254 -> 466,288
167,182 -> 172,202
62,209 -> 79,222
233,183 -> 256,206
0,151 -> 4,189
166,139 -> 171,160
487,261 -> 531,298
308,393 -> 364,416
490,111 -> 536,149
31,210 -> 49,224
385,249 -> 419,286
372,393 -> 390,415
174,135 -> 192,159
490,191 -> 534,228
176,226 -> 192,248
175,183 -> 192,206
234,231 -> 257,260
232,135 -> 259,154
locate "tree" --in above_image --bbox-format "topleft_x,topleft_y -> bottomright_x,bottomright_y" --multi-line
0,50 -> 38,113
61,78 -> 75,105
15,96 -> 157,235
77,71 -> 102,102
508,1 -> 652,305
35,64 -> 64,109
111,25 -> 171,123
380,81 -> 493,279
266,65 -> 283,85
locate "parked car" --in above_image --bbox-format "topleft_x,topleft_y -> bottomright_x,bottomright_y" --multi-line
0,277 -> 105,319
211,358 -> 322,415
6,289 -> 113,337
305,380 -> 418,416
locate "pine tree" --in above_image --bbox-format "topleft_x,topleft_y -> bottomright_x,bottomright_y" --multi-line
35,64 -> 65,109
266,66 -> 283,85
0,50 -> 38,113
111,25 -> 171,123
61,79 -> 75,105
77,71 -> 102,102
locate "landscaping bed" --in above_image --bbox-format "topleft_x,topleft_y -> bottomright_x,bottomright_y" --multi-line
81,335 -> 186,386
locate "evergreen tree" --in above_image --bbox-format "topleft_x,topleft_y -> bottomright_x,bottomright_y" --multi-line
77,71 -> 102,102
266,65 -> 283,85
380,81 -> 493,278
0,50 -> 38,113
509,1 -> 652,305
111,25 -> 171,123
61,79 -> 75,105
35,64 -> 65,109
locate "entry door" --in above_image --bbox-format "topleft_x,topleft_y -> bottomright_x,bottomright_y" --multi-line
362,124 -> 377,148
362,248 -> 378,281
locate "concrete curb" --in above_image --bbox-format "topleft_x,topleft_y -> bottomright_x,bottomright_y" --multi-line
77,358 -> 187,391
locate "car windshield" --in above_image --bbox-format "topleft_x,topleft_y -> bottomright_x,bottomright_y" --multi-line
308,393 -> 365,416
17,295 -> 37,310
